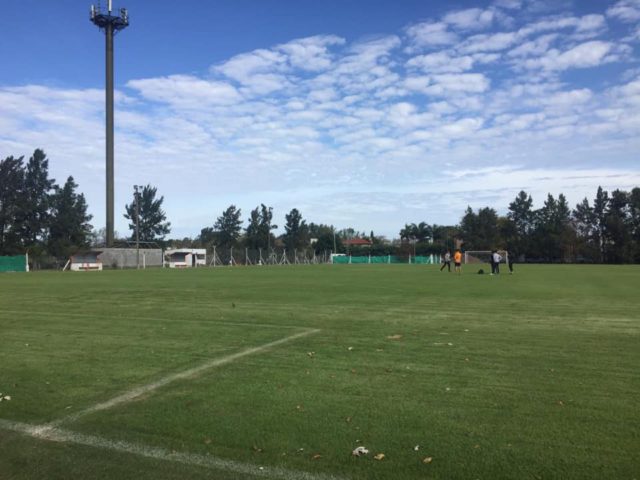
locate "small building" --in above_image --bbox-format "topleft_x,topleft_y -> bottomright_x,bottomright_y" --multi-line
70,251 -> 103,271
164,248 -> 206,268
343,238 -> 373,248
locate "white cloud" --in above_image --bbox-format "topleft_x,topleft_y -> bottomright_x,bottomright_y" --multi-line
459,31 -> 518,53
404,73 -> 490,96
127,75 -> 242,108
443,8 -> 496,30
522,41 -> 618,71
406,51 -> 475,73
507,34 -> 558,57
278,35 -> 345,71
536,89 -> 593,112
519,14 -> 607,37
2,2 -> 639,239
493,0 -> 523,10
607,0 -> 640,22
405,22 -> 458,49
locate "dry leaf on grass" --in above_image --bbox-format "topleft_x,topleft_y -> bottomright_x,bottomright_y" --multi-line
352,446 -> 369,456
423,456 -> 433,464
312,454 -> 322,460
387,334 -> 402,340
374,453 -> 385,460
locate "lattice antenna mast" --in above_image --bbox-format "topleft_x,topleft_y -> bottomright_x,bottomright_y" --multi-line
90,2 -> 129,247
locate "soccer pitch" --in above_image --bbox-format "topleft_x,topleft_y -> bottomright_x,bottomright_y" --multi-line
1,265 -> 638,479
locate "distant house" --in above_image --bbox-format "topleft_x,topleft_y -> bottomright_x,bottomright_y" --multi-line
164,248 -> 207,268
343,238 -> 373,248
69,251 -> 103,271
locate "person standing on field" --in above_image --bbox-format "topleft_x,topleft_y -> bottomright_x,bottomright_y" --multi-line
454,249 -> 462,274
506,249 -> 515,274
491,250 -> 502,275
440,251 -> 451,272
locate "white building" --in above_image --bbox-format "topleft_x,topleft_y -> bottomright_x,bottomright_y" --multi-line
69,252 -> 103,271
164,248 -> 206,268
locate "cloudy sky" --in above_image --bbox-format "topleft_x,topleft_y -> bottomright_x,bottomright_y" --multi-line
1,0 -> 639,239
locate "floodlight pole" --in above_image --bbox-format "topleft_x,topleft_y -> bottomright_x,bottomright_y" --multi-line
90,3 -> 129,247
134,185 -> 141,268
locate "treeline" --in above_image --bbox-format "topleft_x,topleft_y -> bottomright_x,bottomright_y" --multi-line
0,150 -> 93,266
0,149 -> 170,267
398,188 -> 640,263
3,149 -> 639,266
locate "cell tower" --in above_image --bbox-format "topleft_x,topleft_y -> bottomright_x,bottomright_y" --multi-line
90,1 -> 129,247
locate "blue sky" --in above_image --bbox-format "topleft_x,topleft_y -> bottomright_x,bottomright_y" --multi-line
1,0 -> 639,239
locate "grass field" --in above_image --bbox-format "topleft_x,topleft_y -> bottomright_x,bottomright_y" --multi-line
0,264 -> 639,480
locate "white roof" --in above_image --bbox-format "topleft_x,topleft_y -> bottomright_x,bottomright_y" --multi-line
165,248 -> 206,254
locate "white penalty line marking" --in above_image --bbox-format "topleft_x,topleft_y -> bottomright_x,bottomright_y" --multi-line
0,419 -> 346,480
48,328 -> 320,428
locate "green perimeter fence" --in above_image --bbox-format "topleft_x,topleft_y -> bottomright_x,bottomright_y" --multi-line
332,255 -> 439,264
0,255 -> 28,272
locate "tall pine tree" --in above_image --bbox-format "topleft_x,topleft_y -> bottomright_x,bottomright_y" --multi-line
124,185 -> 171,243
48,176 -> 93,259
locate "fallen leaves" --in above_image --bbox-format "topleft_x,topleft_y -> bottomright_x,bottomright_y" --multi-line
386,334 -> 403,340
374,453 -> 385,461
423,456 -> 433,464
311,453 -> 322,460
352,446 -> 369,456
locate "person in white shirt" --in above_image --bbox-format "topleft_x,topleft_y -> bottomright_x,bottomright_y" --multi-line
491,250 -> 502,275
440,251 -> 451,272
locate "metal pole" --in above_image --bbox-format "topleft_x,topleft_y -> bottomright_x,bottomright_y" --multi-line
135,186 -> 140,269
105,22 -> 115,247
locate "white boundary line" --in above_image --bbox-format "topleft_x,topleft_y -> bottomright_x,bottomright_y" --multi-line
48,328 -> 320,428
0,419 -> 346,480
0,328 -> 347,480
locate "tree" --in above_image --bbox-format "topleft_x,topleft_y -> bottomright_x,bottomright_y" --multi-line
0,155 -> 25,254
48,176 -> 93,259
213,205 -> 242,248
593,186 -> 609,262
460,206 -> 499,250
244,204 -> 277,250
124,185 -> 171,243
573,197 -> 598,261
604,189 -> 631,263
533,194 -> 573,261
21,149 -> 55,249
629,187 -> 640,262
400,222 -> 432,243
283,208 -> 308,250
507,190 -> 534,256
198,227 -> 218,247
308,223 -> 341,253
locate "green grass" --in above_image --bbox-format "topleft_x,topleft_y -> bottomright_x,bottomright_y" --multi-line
0,264 -> 639,479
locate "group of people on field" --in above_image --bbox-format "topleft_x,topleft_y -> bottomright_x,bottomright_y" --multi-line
439,249 -> 515,275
